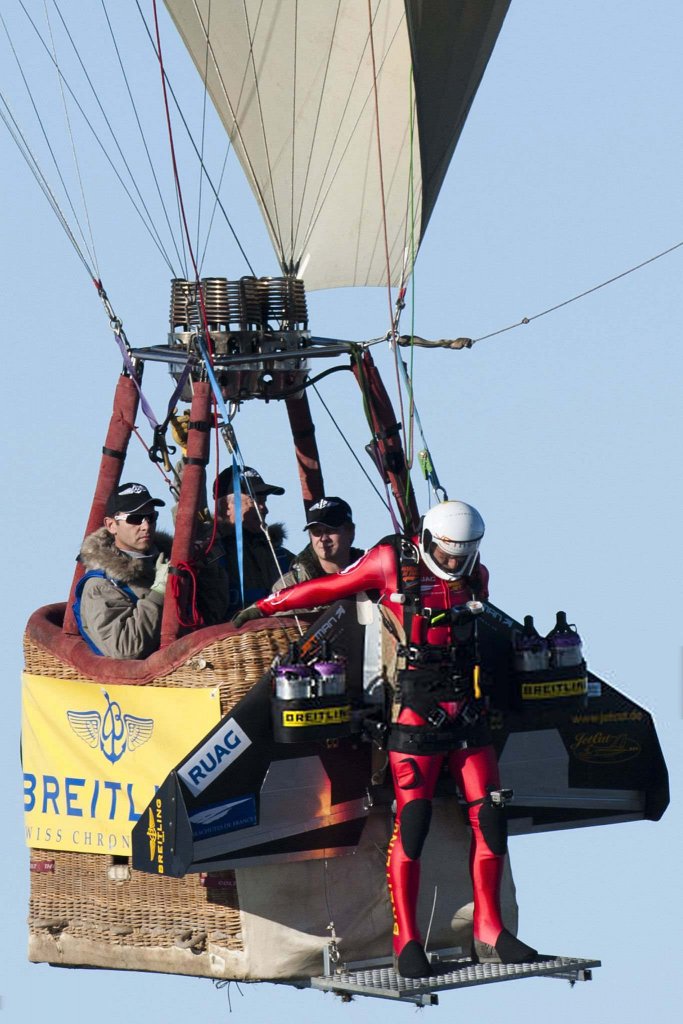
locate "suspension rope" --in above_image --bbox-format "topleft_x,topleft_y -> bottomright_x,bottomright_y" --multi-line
100,0 -> 186,273
15,0 -> 176,273
366,0 -> 394,332
152,2 -> 272,609
196,339 -> 298,617
96,283 -> 162,433
0,89 -> 95,279
187,0 -> 256,274
311,381 -> 392,515
151,0 -> 210,322
472,240 -> 683,344
43,0 -> 101,281
198,143 -> 229,272
240,0 -> 285,256
0,29 -> 173,451
49,0 -> 179,273
297,8 -> 404,267
365,0 -> 412,515
292,0 -> 341,258
195,0 -> 212,267
403,67 -> 417,477
135,0 -> 256,275
1,8 -> 98,275
290,0 -> 298,263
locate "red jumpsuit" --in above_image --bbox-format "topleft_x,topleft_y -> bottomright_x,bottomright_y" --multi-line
257,539 -> 517,970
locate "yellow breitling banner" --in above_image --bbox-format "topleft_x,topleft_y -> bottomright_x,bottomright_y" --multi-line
22,673 -> 221,855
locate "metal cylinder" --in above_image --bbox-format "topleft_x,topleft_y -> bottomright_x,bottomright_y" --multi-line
201,277 -> 230,329
240,277 -> 263,328
274,664 -> 319,701
169,279 -> 202,331
312,660 -> 347,696
548,636 -> 584,668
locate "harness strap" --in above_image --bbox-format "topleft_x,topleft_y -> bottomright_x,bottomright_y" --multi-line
388,717 -> 491,754
375,421 -> 401,441
101,446 -> 125,460
72,569 -> 139,656
465,788 -> 514,809
383,534 -> 421,655
232,455 -> 245,607
291,425 -> 316,440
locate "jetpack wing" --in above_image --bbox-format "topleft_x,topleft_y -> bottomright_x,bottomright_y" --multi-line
477,602 -> 669,833
132,602 -> 371,877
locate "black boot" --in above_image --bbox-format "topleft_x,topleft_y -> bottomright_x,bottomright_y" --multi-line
394,940 -> 433,979
472,928 -> 537,965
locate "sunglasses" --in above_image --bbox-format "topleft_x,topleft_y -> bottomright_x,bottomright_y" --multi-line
308,524 -> 341,537
114,511 -> 158,525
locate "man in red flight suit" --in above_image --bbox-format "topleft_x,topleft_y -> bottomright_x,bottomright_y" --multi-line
235,500 -> 537,979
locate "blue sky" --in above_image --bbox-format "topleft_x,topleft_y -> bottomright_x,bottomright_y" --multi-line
1,2 -> 681,1020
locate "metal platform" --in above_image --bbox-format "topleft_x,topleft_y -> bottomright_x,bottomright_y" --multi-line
311,950 -> 601,1006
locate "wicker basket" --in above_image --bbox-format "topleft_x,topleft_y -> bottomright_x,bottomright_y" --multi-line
25,612 -> 299,980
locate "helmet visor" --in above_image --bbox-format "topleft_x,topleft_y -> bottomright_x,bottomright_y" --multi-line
429,537 -> 479,579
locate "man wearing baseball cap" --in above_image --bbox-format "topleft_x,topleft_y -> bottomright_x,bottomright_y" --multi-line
73,483 -> 171,659
213,466 -> 293,616
273,496 -> 363,596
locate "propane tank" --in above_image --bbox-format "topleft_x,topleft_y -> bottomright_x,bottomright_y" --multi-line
271,641 -> 352,743
274,642 -> 318,700
546,610 -> 584,668
311,640 -> 346,697
312,658 -> 347,696
512,615 -> 549,673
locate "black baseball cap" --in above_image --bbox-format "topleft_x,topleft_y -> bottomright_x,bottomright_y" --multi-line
304,497 -> 353,530
214,465 -> 285,500
105,483 -> 165,517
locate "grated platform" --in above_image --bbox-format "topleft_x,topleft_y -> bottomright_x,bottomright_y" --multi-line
311,952 -> 601,1006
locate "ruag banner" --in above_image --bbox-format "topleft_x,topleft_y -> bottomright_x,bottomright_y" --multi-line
22,674 -> 221,855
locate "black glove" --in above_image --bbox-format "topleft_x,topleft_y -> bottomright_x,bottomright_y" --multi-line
232,604 -> 265,628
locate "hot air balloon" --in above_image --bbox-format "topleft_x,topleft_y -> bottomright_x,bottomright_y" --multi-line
10,1 -> 667,1005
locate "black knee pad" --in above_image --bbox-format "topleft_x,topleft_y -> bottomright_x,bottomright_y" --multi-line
400,799 -> 432,860
478,797 -> 508,856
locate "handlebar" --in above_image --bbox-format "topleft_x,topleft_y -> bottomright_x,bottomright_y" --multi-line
423,600 -> 484,625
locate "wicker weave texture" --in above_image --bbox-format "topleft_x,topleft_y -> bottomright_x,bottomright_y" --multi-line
23,625 -> 297,709
25,625 -> 299,976
29,850 -> 242,950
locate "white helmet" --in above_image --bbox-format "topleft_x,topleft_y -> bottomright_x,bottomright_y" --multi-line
419,500 -> 485,581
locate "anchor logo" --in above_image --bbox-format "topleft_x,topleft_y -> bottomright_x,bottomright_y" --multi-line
66,690 -> 154,764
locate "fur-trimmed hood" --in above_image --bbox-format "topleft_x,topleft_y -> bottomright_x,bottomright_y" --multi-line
79,527 -> 173,585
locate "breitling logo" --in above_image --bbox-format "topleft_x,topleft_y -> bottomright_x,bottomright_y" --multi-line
66,690 -> 154,765
147,807 -> 157,861
146,798 -> 165,872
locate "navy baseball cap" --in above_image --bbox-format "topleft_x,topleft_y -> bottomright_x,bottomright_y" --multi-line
214,466 -> 285,500
105,483 -> 165,517
304,497 -> 353,530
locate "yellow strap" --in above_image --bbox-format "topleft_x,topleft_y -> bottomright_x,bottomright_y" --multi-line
170,410 -> 190,457
473,663 -> 482,700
